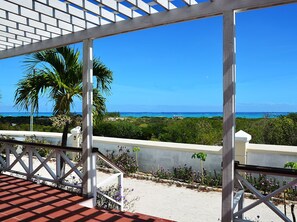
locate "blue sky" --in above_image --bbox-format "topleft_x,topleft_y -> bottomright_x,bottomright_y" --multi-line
0,4 -> 296,113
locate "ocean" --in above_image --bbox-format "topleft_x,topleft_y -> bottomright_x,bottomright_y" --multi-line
0,112 -> 292,119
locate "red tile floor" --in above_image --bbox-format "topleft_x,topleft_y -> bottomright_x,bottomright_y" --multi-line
0,174 -> 172,222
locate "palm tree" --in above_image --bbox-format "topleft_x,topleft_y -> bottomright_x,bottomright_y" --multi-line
14,46 -> 113,147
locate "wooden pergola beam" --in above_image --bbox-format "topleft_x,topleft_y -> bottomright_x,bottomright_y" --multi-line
0,0 -> 296,59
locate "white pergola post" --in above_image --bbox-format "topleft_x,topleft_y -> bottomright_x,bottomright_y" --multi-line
222,10 -> 236,222
82,38 -> 96,202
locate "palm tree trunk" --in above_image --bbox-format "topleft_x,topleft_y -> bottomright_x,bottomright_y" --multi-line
60,122 -> 69,176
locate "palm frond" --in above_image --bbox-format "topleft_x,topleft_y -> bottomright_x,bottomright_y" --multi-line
16,46 -> 113,116
93,58 -> 113,94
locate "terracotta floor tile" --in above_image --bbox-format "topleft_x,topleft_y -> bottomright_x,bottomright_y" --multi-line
52,199 -> 71,207
30,217 -> 50,222
0,213 -> 8,218
0,182 -> 8,185
67,195 -> 84,201
30,192 -> 47,199
3,217 -> 19,222
39,195 -> 59,203
1,194 -> 20,201
19,189 -> 37,196
65,204 -> 86,211
15,211 -> 36,220
79,208 -> 100,216
9,187 -> 26,193
21,201 -> 42,209
115,218 -> 134,222
1,207 -> 23,216
33,205 -> 55,214
35,186 -> 51,192
10,197 -> 31,205
56,192 -> 72,198
45,189 -> 61,195
18,181 -> 32,186
47,209 -> 69,218
62,214 -> 85,222
26,184 -> 41,189
0,177 -> 13,181
30,217 -> 52,222
0,202 -> 11,209
94,212 -> 117,220
1,184 -> 18,190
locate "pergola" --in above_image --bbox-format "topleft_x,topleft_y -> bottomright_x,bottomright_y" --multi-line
0,0 -> 296,221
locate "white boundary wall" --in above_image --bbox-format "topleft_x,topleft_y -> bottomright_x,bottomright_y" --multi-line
1,130 -> 297,173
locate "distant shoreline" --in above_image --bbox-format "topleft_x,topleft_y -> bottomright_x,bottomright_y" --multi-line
0,111 -> 293,119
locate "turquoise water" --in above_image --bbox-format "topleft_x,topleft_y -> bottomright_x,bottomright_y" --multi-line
0,112 -> 291,119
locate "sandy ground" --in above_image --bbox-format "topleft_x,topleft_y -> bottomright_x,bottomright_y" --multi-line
121,176 -> 294,222
6,155 -> 295,222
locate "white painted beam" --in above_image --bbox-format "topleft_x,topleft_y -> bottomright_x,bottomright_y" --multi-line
0,0 -> 296,59
182,0 -> 198,6
66,0 -> 125,23
82,39 -> 95,200
152,0 -> 177,10
125,0 -> 158,14
221,10 -> 236,222
95,0 -> 142,18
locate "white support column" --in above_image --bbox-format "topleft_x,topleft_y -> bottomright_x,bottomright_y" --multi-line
82,39 -> 96,201
221,10 -> 236,222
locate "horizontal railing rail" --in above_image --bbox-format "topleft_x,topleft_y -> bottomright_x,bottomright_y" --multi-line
235,161 -> 297,177
0,138 -> 82,152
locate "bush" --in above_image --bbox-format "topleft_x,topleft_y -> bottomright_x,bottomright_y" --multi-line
97,185 -> 139,211
263,117 -> 297,145
159,118 -> 222,145
103,146 -> 138,174
152,165 -> 222,187
24,135 -> 51,157
152,167 -> 173,180
246,173 -> 280,195
173,165 -> 195,183
94,121 -> 143,139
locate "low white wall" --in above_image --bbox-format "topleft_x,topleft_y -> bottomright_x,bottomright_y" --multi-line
93,137 -> 222,172
247,143 -> 297,168
0,130 -> 71,146
1,130 -> 297,174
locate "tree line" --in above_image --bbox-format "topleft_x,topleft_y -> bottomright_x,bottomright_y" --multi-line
93,113 -> 297,146
1,113 -> 297,146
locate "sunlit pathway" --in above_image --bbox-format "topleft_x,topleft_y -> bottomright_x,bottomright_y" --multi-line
122,176 -> 294,222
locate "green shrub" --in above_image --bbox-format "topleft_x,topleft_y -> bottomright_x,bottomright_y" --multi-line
152,167 -> 173,180
173,165 -> 195,183
24,135 -> 51,157
103,146 -> 138,174
94,121 -> 143,139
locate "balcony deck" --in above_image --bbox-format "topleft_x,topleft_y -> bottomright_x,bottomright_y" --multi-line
0,174 -> 171,222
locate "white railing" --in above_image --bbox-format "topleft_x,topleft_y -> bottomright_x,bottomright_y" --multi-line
93,148 -> 124,211
233,162 -> 297,222
0,138 -> 125,211
0,139 -> 83,191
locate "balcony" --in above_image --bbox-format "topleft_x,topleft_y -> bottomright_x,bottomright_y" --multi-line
0,138 -> 171,221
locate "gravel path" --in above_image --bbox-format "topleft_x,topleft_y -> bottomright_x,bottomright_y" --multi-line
121,176 -> 294,222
